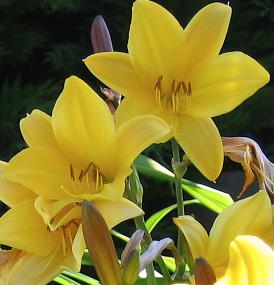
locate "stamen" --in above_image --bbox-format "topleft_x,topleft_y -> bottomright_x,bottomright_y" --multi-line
70,164 -> 75,181
187,82 -> 192,96
78,170 -> 84,182
84,162 -> 93,176
181,81 -> 188,95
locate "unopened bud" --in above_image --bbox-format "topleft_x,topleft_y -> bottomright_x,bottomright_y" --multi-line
90,15 -> 113,53
82,200 -> 122,285
122,249 -> 140,285
195,257 -> 216,285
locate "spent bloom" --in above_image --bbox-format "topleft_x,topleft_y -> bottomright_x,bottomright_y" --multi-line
174,190 -> 274,282
222,137 -> 274,199
85,0 -> 269,181
0,76 -> 170,284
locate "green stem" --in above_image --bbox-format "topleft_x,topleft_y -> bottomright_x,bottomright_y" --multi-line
171,138 -> 185,278
126,178 -> 172,284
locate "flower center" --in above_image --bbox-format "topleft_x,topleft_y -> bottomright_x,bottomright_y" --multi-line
69,162 -> 104,195
154,75 -> 192,114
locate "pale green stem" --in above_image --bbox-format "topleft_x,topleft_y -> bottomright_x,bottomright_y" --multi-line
125,177 -> 172,284
171,138 -> 185,278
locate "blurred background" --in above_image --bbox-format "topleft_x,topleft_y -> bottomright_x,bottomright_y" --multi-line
0,0 -> 273,262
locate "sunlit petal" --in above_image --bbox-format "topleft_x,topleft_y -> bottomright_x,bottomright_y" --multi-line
207,190 -> 272,268
93,197 -> 144,229
116,115 -> 171,173
0,200 -> 53,256
115,96 -> 156,127
215,236 -> 274,285
190,52 -> 270,117
173,116 -> 223,181
20,109 -> 57,148
52,76 -> 116,178
34,196 -> 81,231
3,148 -> 70,200
174,215 -> 209,259
128,0 -> 185,87
185,3 -> 231,70
84,52 -> 144,96
0,178 -> 36,207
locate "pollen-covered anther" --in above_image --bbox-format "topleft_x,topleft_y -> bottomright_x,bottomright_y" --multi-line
69,163 -> 104,194
154,76 -> 192,114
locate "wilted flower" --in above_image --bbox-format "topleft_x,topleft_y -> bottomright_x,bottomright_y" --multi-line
223,137 -> 274,199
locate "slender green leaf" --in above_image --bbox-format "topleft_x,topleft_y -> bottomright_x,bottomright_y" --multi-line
135,278 -> 166,285
135,155 -> 234,213
53,274 -> 81,285
162,256 -> 176,273
62,271 -> 100,285
145,200 -> 200,233
111,229 -> 130,243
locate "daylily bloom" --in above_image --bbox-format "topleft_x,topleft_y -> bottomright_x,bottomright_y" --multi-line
174,190 -> 274,281
0,76 -> 170,283
84,0 -> 270,180
0,162 -> 84,285
215,236 -> 274,285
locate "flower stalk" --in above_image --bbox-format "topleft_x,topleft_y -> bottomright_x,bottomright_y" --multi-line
171,138 -> 187,279
125,168 -> 172,284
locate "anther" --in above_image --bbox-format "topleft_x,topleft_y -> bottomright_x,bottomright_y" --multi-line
187,82 -> 192,96
78,170 -> 84,182
84,162 -> 93,176
70,164 -> 75,181
181,81 -> 188,95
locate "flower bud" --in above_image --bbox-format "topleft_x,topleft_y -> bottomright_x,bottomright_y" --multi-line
82,200 -> 122,285
195,257 -> 216,285
90,15 -> 113,53
122,249 -> 140,285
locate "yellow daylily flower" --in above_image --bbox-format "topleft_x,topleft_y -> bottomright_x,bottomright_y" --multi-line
84,0 -> 270,180
215,236 -> 274,285
0,76 -> 170,281
174,190 -> 274,281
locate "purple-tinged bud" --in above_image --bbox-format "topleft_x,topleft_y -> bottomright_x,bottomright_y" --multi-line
91,15 -> 113,53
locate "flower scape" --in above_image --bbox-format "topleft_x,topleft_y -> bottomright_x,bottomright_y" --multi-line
0,1 -> 273,284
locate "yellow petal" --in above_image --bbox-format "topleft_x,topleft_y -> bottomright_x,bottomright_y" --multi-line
3,148 -> 70,200
116,115 -> 171,173
173,216 -> 209,259
52,76 -> 116,179
101,170 -> 131,199
128,0 -> 185,87
71,225 -> 86,271
34,196 -> 81,231
190,52 -> 270,117
20,109 -> 57,148
185,3 -> 231,69
207,190 -> 272,268
84,52 -> 144,96
215,236 -> 274,285
0,200 -> 53,256
3,240 -> 85,285
115,96 -> 156,127
0,178 -> 36,207
93,197 -> 144,229
173,116 -> 223,181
